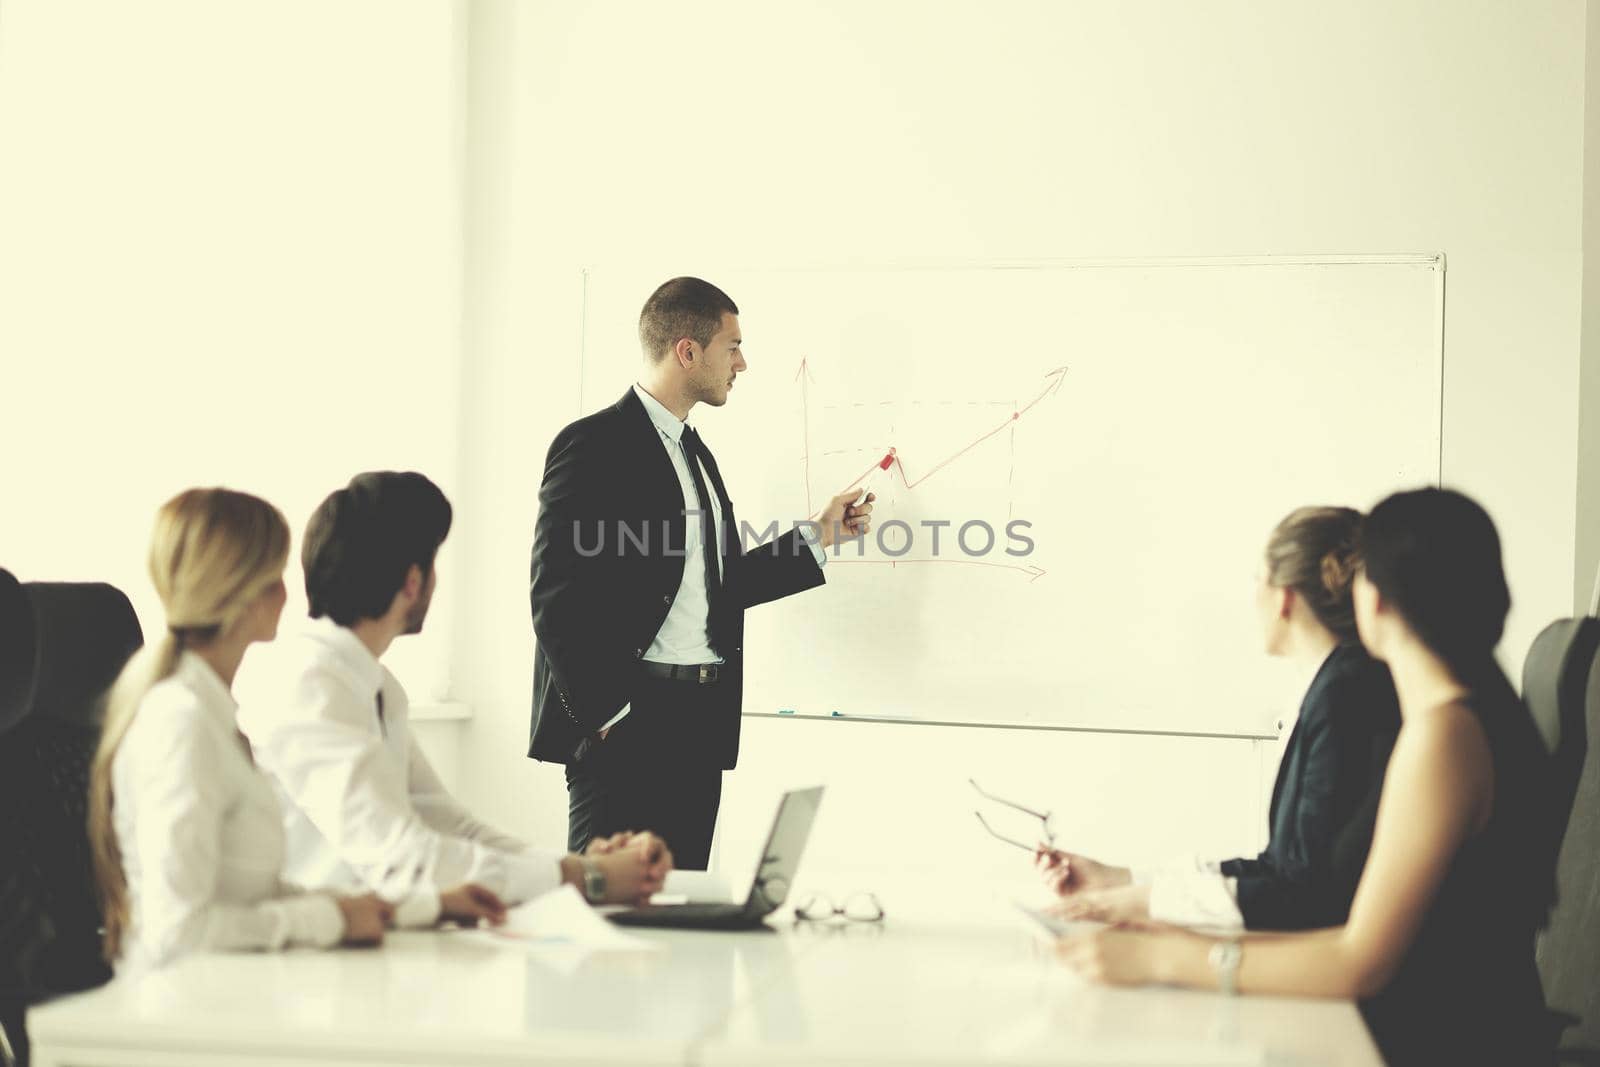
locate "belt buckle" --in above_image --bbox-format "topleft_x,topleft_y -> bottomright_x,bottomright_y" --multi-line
698,664 -> 718,684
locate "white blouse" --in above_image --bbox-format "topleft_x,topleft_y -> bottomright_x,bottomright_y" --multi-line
113,652 -> 344,972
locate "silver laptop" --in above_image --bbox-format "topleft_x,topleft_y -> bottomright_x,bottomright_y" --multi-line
606,786 -> 824,930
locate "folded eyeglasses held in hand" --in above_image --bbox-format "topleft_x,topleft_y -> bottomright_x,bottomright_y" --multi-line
970,777 -> 1057,853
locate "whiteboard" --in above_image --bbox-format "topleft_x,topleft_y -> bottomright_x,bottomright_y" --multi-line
580,258 -> 1443,739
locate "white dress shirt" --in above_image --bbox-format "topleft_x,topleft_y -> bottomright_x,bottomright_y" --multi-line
112,652 -> 344,972
635,382 -> 730,666
236,618 -> 564,920
604,385 -> 827,731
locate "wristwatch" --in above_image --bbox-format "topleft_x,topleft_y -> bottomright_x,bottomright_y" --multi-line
578,857 -> 607,904
1208,938 -> 1242,996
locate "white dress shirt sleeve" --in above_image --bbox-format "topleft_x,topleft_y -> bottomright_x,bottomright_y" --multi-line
1132,854 -> 1245,932
248,670 -> 562,906
391,888 -> 443,928
409,742 -> 526,852
122,705 -> 344,965
408,740 -> 565,903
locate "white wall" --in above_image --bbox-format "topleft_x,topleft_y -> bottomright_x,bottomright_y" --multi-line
450,0 -> 1587,885
0,0 -> 466,700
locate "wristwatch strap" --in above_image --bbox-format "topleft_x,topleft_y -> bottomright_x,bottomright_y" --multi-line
579,857 -> 607,904
1208,938 -> 1242,996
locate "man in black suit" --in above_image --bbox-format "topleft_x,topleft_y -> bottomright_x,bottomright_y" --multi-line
529,277 -> 871,869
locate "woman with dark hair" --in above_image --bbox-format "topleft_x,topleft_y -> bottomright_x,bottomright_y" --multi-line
1056,488 -> 1557,1067
1035,506 -> 1400,932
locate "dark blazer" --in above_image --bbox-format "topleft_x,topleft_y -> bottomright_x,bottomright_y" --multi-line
1219,643 -> 1401,929
528,388 -> 825,769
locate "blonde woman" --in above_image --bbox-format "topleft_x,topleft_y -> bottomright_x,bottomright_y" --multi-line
89,488 -> 392,971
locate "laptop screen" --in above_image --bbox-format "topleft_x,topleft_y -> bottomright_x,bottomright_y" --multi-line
745,786 -> 824,915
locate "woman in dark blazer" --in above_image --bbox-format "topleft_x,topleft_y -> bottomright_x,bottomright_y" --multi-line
1054,489 -> 1557,1067
1036,506 -> 1400,931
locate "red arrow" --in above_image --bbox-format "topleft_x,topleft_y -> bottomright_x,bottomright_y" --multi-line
839,366 -> 1068,493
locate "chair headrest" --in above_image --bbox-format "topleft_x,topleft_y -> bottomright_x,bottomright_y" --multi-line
0,568 -> 39,735
1522,617 -> 1600,755
0,569 -> 144,737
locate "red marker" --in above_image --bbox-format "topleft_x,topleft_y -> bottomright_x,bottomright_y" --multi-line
834,447 -> 898,503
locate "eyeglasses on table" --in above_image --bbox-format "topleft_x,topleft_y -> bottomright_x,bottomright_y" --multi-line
793,891 -> 886,924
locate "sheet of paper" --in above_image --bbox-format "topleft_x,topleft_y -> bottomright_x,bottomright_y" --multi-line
655,868 -> 733,904
1014,901 -> 1099,938
466,885 -> 664,970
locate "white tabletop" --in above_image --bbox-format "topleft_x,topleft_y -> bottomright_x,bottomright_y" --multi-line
28,911 -> 1384,1067
698,918 -> 1383,1066
28,925 -> 785,1067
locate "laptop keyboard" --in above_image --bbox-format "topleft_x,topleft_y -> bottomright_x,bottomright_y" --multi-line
635,903 -> 742,919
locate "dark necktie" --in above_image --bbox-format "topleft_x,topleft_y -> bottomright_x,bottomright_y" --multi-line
681,426 -> 728,656
375,690 -> 387,738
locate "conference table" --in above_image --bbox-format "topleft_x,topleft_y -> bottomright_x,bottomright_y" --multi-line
27,893 -> 1385,1067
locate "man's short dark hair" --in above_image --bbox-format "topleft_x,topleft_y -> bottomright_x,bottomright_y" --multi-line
638,277 -> 739,362
303,471 -> 452,626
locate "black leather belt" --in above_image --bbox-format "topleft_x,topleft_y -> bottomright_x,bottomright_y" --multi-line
638,660 -> 723,684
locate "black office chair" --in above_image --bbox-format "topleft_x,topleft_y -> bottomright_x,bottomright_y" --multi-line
0,568 -> 143,1067
1528,576 -> 1600,1065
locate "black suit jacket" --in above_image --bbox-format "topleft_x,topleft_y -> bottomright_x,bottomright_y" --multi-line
528,388 -> 825,768
1219,642 -> 1401,929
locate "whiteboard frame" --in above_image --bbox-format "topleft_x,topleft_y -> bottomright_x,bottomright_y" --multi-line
580,253 -> 1448,742
752,710 -> 1287,741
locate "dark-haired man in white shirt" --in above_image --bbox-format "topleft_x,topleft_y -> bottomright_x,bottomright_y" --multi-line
241,471 -> 671,921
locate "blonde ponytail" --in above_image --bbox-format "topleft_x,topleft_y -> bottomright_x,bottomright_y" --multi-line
89,632 -> 183,961
86,488 -> 290,963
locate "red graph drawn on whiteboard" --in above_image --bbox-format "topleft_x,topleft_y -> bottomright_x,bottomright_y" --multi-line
795,359 -> 1068,582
